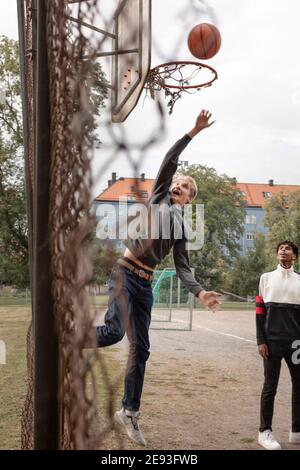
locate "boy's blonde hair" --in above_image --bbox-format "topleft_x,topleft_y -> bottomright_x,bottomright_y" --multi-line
172,175 -> 198,201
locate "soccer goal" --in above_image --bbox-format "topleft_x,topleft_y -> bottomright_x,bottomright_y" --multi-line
151,268 -> 194,331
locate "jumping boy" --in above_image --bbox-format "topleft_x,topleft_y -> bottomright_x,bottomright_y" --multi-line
96,110 -> 221,445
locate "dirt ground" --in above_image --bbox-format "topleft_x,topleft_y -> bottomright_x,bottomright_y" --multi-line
96,308 -> 298,451
0,306 -> 298,450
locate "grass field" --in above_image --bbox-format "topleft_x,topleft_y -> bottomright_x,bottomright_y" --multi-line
0,294 -> 254,310
0,305 -> 126,449
0,294 -> 253,448
0,306 -> 30,448
0,297 -> 31,307
0,296 -> 253,447
0,304 -> 297,450
0,303 -> 253,449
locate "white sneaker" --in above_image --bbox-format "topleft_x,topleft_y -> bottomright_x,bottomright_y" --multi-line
114,408 -> 146,446
258,430 -> 281,450
289,431 -> 300,444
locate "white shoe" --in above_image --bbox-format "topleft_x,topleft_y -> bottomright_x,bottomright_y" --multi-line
289,431 -> 300,444
258,430 -> 281,450
114,408 -> 146,446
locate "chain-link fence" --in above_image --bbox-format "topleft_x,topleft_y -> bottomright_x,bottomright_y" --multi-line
18,0 -> 215,450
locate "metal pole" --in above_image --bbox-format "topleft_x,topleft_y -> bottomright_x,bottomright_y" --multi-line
33,0 -> 60,449
168,275 -> 173,322
17,0 -> 34,291
189,268 -> 195,331
177,277 -> 181,306
188,293 -> 193,331
67,16 -> 116,38
89,48 -> 139,58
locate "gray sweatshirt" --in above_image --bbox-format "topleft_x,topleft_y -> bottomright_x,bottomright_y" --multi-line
124,134 -> 203,296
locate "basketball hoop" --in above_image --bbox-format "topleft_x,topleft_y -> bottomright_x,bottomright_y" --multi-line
145,61 -> 218,114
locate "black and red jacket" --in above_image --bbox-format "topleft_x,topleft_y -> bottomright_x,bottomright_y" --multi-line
256,265 -> 300,345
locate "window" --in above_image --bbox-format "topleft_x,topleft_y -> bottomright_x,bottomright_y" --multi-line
246,232 -> 255,240
262,192 -> 271,198
224,247 -> 230,256
245,215 -> 257,224
282,195 -> 289,205
129,188 -> 148,198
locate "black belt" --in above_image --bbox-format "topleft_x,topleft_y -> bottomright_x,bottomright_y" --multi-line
117,258 -> 154,282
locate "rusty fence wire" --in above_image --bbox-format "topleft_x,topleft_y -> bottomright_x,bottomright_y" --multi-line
20,0 -> 211,450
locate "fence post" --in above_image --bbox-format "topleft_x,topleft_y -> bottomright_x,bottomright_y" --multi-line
168,274 -> 173,322
177,278 -> 181,306
33,0 -> 60,450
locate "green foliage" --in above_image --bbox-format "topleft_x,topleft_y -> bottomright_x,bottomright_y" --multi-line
0,35 -> 108,287
179,165 -> 246,289
0,36 -> 29,287
264,190 -> 300,271
89,62 -> 108,147
0,37 -> 23,149
156,252 -> 173,270
91,240 -> 121,286
221,190 -> 300,297
223,233 -> 269,297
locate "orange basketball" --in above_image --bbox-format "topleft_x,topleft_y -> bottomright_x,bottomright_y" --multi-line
187,23 -> 221,60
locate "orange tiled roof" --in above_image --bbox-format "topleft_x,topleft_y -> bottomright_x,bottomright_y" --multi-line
95,178 -> 154,202
236,183 -> 300,207
95,178 -> 300,207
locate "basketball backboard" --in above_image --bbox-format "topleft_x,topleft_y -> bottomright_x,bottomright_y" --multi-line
111,0 -> 151,123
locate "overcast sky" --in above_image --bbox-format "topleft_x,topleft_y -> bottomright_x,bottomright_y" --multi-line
1,0 -> 300,197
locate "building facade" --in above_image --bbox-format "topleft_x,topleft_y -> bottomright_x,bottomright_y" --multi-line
94,175 -> 300,255
237,180 -> 300,254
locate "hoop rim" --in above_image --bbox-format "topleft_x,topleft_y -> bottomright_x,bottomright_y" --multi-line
146,60 -> 218,90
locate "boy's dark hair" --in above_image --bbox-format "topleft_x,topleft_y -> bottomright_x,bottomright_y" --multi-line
276,240 -> 299,258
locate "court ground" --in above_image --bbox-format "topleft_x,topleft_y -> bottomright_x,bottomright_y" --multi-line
0,306 -> 297,450
96,307 -> 297,450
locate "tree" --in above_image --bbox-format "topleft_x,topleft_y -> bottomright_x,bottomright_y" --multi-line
0,35 -> 108,287
264,190 -> 300,271
223,233 -> 269,297
0,36 -> 28,287
180,165 -> 246,289
91,239 -> 121,287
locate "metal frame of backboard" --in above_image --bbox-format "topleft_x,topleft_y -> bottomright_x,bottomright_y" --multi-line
66,0 -> 152,123
111,0 -> 152,122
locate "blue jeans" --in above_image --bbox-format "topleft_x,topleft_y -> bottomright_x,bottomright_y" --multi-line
96,264 -> 153,411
